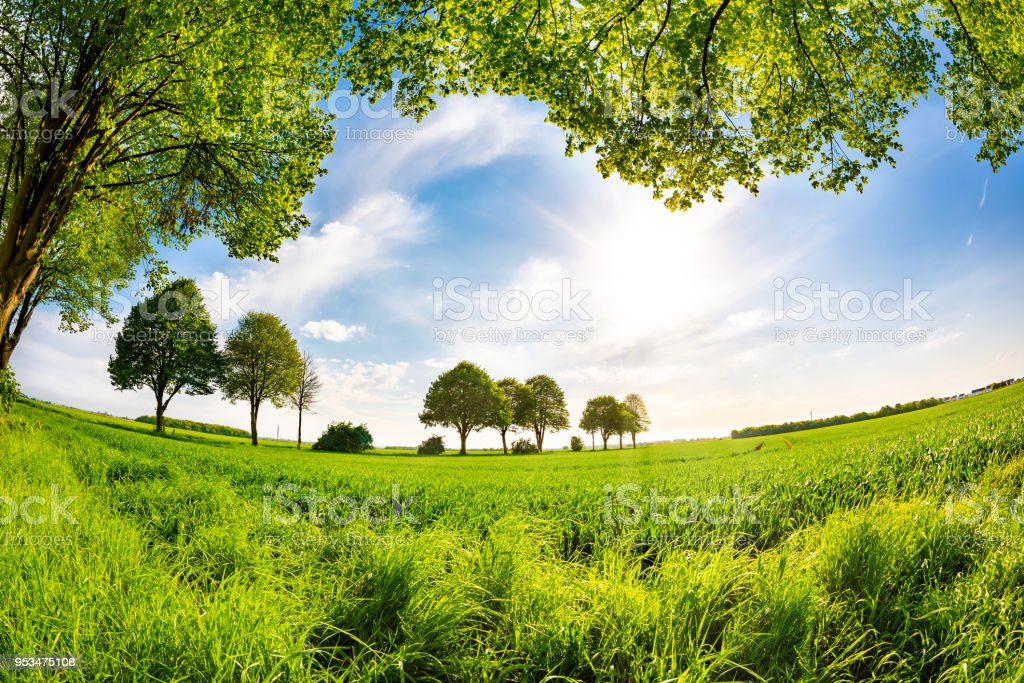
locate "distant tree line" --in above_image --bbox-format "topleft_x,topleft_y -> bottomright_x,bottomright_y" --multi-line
420,361 -> 651,454
134,415 -> 250,439
730,398 -> 944,439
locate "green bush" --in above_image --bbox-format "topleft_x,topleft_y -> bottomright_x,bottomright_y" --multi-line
417,435 -> 445,455
0,368 -> 19,421
511,438 -> 538,454
570,436 -> 584,452
312,422 -> 373,453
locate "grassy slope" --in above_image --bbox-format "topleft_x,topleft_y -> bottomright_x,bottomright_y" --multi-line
2,387 -> 1024,681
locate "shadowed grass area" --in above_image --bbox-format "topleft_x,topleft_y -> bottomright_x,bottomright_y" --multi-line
1,386 -> 1024,680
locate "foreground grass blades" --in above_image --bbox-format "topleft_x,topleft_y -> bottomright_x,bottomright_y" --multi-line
2,386 -> 1024,681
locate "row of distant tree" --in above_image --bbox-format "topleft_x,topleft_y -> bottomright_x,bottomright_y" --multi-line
109,279 -> 653,455
134,415 -> 251,438
730,398 -> 944,439
108,278 -> 322,447
418,361 -> 651,454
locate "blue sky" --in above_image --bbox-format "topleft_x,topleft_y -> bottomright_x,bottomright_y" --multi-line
13,89 -> 1024,448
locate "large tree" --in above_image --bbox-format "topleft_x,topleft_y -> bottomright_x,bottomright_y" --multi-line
523,374 -> 570,452
290,351 -> 322,450
623,393 -> 652,448
0,0 -> 347,370
419,361 -> 503,455
344,1 -> 1024,210
222,312 -> 302,446
107,278 -> 223,433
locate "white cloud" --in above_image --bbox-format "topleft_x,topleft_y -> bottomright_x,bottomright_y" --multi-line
300,320 -> 366,343
198,192 -> 426,321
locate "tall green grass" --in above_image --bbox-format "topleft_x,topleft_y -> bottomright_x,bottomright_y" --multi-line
1,386 -> 1023,680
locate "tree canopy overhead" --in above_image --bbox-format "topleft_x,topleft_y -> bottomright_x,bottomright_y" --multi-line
0,0 -> 348,368
343,0 -> 1024,209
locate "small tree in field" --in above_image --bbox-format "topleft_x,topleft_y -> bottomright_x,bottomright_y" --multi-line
494,377 -> 533,454
623,393 -> 651,448
522,375 -> 570,452
579,395 -> 623,450
615,402 -> 636,450
290,352 -> 322,449
222,312 -> 302,446
108,279 -> 223,433
570,435 -> 585,452
419,361 -> 503,455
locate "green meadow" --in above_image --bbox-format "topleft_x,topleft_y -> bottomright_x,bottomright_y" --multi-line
3,385 -> 1024,681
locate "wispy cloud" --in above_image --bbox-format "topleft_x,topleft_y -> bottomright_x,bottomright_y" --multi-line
300,320 -> 367,343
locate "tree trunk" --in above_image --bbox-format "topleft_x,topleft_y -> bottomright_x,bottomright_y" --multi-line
297,407 -> 303,449
154,390 -> 165,433
619,434 -> 623,449
459,430 -> 468,455
602,434 -> 609,450
631,432 -> 636,448
500,429 -> 508,454
535,428 -> 544,453
250,404 -> 259,446
591,433 -> 595,450
0,260 -> 40,371
0,338 -> 13,372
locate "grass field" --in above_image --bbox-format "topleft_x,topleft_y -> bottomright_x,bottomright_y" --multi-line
3,386 -> 1024,681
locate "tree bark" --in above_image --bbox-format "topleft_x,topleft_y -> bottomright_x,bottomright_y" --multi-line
631,433 -> 637,448
619,434 -> 623,449
459,430 -> 468,455
154,389 -> 165,433
591,433 -> 595,450
297,407 -> 303,449
602,434 -> 609,450
535,427 -> 544,453
250,404 -> 259,446
500,429 -> 508,454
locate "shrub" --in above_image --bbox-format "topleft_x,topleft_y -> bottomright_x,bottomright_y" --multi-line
570,435 -> 585,452
417,435 -> 445,455
0,368 -> 19,421
511,438 -> 538,454
312,421 -> 373,453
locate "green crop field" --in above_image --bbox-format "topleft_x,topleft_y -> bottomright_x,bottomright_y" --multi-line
3,386 -> 1024,681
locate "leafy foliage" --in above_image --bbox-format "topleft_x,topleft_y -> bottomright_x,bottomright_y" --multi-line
522,375 -> 570,452
343,0 -> 1024,211
0,0 -> 350,367
419,361 -> 504,455
417,435 -> 446,455
107,279 -> 223,432
312,422 -> 374,454
0,367 -> 19,420
222,312 -> 302,445
579,395 -> 629,450
570,435 -> 585,452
